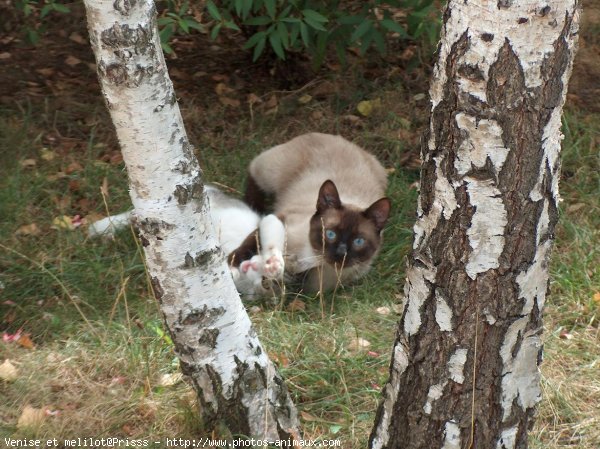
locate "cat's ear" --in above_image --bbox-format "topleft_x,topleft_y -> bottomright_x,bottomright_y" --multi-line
364,197 -> 391,232
316,180 -> 342,212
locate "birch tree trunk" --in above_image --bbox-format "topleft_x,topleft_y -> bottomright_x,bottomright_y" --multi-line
84,0 -> 299,440
370,1 -> 580,448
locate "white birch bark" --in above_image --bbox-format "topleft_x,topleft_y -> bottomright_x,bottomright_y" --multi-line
370,1 -> 580,448
83,0 -> 299,440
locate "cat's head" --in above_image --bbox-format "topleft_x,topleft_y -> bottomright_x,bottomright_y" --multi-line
309,180 -> 391,268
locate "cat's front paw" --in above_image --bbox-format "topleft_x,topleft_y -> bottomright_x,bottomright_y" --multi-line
262,250 -> 284,279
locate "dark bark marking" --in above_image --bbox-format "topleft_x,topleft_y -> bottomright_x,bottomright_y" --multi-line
113,0 -> 138,15
518,17 -> 529,24
150,276 -> 164,301
97,23 -> 157,87
198,328 -> 220,348
102,63 -> 128,85
137,218 -> 175,249
458,64 -> 485,82
174,176 -> 204,205
100,23 -> 153,55
180,305 -> 225,327
185,358 -> 296,439
184,248 -> 220,269
481,33 -> 494,42
421,31 -> 470,216
173,159 -> 192,175
497,0 -> 513,9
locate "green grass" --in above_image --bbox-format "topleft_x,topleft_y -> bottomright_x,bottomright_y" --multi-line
0,80 -> 598,448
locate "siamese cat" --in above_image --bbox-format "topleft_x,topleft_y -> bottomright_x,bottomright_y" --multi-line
87,185 -> 286,298
245,133 -> 390,293
205,185 -> 285,297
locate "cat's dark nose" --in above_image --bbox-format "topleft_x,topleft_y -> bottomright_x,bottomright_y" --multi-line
336,243 -> 348,256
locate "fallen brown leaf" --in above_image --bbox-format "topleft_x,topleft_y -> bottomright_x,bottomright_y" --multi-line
69,32 -> 87,45
65,161 -> 83,174
65,55 -> 82,66
17,334 -> 35,350
375,306 -> 391,315
46,171 -> 68,181
36,68 -> 55,77
263,94 -> 278,109
0,359 -> 19,382
219,97 -> 241,107
17,406 -> 46,429
215,82 -> 235,96
298,94 -> 312,104
20,159 -> 37,169
348,337 -> 371,351
52,215 -> 75,231
269,352 -> 290,368
157,372 -> 183,387
357,98 -> 382,117
300,411 -> 319,422
247,93 -> 262,105
68,180 -> 81,192
15,223 -> 41,237
40,148 -> 57,161
109,152 -> 123,165
287,298 -> 306,312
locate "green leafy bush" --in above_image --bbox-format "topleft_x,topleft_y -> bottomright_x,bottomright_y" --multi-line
10,0 -> 441,65
198,0 -> 441,64
13,0 -> 72,44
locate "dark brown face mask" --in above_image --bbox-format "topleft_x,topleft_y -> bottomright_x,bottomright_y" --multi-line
309,180 -> 390,268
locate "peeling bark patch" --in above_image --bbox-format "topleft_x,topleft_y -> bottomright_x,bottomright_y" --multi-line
496,426 -> 518,449
455,114 -> 509,177
369,342 -> 409,449
516,240 -> 552,313
403,265 -> 436,335
500,319 -> 542,421
448,348 -> 468,384
442,421 -> 461,449
465,178 -> 507,279
424,381 -> 447,414
435,291 -> 453,332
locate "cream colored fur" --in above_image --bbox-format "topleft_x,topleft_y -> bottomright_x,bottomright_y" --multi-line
249,133 -> 388,292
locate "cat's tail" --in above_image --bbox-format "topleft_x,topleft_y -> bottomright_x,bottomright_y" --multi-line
87,210 -> 134,237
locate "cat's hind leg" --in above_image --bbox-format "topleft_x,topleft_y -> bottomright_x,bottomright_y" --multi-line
244,174 -> 270,214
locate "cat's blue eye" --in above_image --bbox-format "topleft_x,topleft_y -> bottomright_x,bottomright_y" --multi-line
325,229 -> 336,240
353,237 -> 365,247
